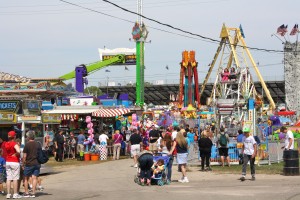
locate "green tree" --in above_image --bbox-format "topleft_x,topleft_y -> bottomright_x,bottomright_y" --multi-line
84,86 -> 102,96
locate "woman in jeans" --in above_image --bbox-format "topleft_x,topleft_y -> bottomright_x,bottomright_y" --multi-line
112,130 -> 123,160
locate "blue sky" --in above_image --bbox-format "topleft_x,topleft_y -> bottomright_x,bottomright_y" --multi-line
0,0 -> 298,86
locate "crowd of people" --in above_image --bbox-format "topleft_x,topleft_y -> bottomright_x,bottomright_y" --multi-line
123,124 -> 295,184
0,122 -> 293,196
60,123 -> 262,184
0,130 -> 44,199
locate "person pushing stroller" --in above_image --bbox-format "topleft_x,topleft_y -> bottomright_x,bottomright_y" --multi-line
136,150 -> 153,186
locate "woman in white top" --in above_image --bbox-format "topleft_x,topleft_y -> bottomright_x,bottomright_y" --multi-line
99,132 -> 109,160
99,132 -> 109,145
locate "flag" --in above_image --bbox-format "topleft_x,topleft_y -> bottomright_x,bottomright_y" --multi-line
290,24 -> 299,36
239,24 -> 245,38
277,24 -> 288,36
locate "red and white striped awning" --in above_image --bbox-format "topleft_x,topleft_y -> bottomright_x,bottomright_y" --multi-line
92,108 -> 131,117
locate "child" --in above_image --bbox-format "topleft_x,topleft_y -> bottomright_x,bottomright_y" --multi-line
152,159 -> 165,178
0,149 -> 6,194
29,176 -> 44,191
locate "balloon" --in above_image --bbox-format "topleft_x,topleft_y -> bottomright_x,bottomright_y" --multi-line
85,116 -> 91,123
88,129 -> 94,134
87,123 -> 93,129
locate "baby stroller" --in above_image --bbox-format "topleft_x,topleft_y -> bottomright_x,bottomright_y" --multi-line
152,154 -> 170,186
134,152 -> 170,186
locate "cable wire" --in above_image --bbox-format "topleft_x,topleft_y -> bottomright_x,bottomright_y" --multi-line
102,0 -> 285,53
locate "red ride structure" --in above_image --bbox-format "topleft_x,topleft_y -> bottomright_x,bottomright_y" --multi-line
178,51 -> 200,108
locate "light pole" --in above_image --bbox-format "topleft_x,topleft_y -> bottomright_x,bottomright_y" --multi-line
106,76 -> 109,96
105,69 -> 110,97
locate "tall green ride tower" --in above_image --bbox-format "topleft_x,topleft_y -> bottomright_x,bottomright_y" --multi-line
132,0 -> 148,107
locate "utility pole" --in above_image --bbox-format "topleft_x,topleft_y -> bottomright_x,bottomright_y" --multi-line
132,0 -> 148,107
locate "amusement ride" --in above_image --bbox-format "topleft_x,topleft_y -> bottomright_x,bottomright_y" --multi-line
199,24 -> 276,134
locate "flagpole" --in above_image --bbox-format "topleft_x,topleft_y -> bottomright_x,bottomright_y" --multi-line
271,33 -> 285,44
283,35 -> 288,43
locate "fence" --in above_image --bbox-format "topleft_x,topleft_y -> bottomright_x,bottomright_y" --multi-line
174,140 -> 295,166
174,142 -> 239,166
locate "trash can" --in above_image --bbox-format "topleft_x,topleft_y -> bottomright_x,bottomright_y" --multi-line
283,150 -> 299,176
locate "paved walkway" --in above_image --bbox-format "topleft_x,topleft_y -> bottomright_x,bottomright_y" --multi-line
39,159 -> 300,200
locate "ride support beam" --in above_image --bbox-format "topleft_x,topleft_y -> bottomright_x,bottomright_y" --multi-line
240,39 -> 276,110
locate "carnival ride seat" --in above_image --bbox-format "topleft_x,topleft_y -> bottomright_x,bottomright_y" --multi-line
217,99 -> 235,115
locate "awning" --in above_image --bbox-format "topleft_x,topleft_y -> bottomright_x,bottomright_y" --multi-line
92,108 -> 131,117
42,106 -> 99,114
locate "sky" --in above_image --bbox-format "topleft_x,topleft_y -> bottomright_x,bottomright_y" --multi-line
0,0 -> 298,87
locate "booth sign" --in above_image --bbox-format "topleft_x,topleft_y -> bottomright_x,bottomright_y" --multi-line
0,112 -> 17,123
18,115 -> 41,122
0,100 -> 20,112
42,114 -> 62,123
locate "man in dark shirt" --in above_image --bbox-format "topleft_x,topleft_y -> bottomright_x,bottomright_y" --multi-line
129,129 -> 142,168
23,130 -> 40,198
148,125 -> 160,153
54,130 -> 65,162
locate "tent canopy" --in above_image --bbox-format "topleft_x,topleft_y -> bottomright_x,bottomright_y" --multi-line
92,108 -> 131,118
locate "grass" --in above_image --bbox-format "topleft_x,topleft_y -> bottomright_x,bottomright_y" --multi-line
45,156 -> 289,175
208,162 -> 284,175
45,155 -> 129,169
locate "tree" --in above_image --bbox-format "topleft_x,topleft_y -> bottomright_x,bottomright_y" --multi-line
84,86 -> 102,96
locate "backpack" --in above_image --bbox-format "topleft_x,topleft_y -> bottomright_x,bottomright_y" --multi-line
37,146 -> 49,164
219,134 -> 228,147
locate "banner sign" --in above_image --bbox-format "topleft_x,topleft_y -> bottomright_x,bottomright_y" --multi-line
99,48 -> 136,65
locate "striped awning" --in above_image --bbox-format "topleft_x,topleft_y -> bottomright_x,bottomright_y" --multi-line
92,108 -> 131,117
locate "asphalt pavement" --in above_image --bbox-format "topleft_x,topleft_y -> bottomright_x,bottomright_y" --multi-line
37,159 -> 300,200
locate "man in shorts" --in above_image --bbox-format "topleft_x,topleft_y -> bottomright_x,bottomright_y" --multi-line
129,129 -> 142,168
217,127 -> 230,167
22,131 -> 41,198
148,125 -> 160,153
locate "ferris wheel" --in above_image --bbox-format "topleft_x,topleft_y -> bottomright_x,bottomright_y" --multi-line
200,24 -> 275,132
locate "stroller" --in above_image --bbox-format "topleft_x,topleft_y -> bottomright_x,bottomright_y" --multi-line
134,152 -> 170,186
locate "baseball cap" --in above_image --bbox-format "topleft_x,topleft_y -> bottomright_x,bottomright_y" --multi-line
8,131 -> 16,138
243,127 -> 251,133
